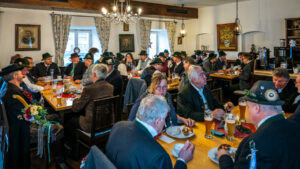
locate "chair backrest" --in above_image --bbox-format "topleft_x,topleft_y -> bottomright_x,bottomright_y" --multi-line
91,96 -> 120,138
123,78 -> 147,112
211,88 -> 223,104
125,104 -> 133,116
121,75 -> 129,95
84,145 -> 117,169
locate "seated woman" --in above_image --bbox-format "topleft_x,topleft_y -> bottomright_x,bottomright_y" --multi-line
128,73 -> 195,127
125,52 -> 136,72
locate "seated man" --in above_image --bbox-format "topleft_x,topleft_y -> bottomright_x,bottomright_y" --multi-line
218,81 -> 300,169
234,52 -> 245,69
178,57 -> 195,91
215,51 -> 232,72
136,50 -> 151,71
1,64 -> 31,169
102,56 -> 123,96
106,95 -> 195,169
65,64 -> 113,148
34,52 -> 60,79
140,58 -> 163,86
64,53 -> 87,83
272,68 -> 297,113
80,53 -> 95,86
203,53 -> 218,74
177,65 -> 233,121
170,51 -> 184,76
158,52 -> 168,73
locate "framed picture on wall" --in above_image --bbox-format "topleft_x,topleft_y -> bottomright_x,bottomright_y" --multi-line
123,23 -> 129,31
15,24 -> 41,51
217,23 -> 238,51
178,37 -> 182,45
119,34 -> 135,52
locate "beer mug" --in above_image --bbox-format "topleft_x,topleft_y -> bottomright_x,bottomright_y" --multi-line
204,113 -> 213,139
225,114 -> 236,141
239,99 -> 246,122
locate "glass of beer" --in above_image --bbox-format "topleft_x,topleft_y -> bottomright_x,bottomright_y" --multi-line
204,113 -> 213,139
226,114 -> 236,141
239,99 -> 246,122
56,94 -> 62,107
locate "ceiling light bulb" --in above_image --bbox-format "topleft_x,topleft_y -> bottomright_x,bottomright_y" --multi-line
127,6 -> 131,12
138,8 -> 142,15
102,8 -> 108,15
113,5 -> 117,12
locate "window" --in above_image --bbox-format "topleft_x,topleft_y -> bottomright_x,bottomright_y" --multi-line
63,27 -> 102,66
148,29 -> 170,59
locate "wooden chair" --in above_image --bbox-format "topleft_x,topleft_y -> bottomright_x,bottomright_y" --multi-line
211,88 -> 223,104
76,96 -> 121,158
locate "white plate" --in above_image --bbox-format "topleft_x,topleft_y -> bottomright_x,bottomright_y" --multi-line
208,147 -> 237,164
166,126 -> 194,139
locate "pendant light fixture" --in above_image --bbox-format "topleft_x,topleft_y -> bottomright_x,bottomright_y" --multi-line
179,4 -> 186,38
234,0 -> 241,35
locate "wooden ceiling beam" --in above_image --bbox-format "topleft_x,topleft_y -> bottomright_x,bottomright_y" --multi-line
0,0 -> 198,19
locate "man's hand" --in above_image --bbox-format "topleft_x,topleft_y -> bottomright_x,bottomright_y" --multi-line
178,141 -> 195,163
217,148 -> 229,161
212,109 -> 225,119
183,118 -> 195,128
224,102 -> 234,111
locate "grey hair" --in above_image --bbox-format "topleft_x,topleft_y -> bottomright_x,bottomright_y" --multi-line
3,71 -> 17,81
187,65 -> 203,83
136,94 -> 170,125
273,68 -> 290,80
92,64 -> 108,80
260,104 -> 283,115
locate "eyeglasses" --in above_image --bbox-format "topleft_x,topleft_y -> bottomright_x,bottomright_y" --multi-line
156,85 -> 168,91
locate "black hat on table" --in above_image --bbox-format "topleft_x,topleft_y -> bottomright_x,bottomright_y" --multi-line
14,58 -> 30,68
243,80 -> 284,105
208,53 -> 217,61
219,51 -> 227,57
84,53 -> 94,60
150,58 -> 163,65
172,51 -> 182,59
0,64 -> 24,76
139,50 -> 148,56
42,53 -> 52,60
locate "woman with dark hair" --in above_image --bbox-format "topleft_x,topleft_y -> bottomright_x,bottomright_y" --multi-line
128,73 -> 195,127
125,53 -> 136,72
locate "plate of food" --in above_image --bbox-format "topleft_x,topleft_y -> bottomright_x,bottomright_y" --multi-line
166,126 -> 194,139
208,144 -> 237,164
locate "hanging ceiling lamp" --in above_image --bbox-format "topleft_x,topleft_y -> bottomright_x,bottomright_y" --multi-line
234,0 -> 241,35
101,0 -> 142,23
179,4 -> 186,38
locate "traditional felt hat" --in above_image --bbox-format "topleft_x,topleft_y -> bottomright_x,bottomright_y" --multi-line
116,53 -> 124,61
84,53 -> 94,60
158,52 -> 165,58
102,56 -> 115,65
181,51 -> 187,57
101,50 -> 109,57
108,52 -> 115,57
70,53 -> 79,58
208,53 -> 217,61
0,64 -> 24,76
172,51 -> 182,59
150,58 -> 163,65
163,49 -> 169,54
139,50 -> 148,55
243,80 -> 284,105
42,53 -> 52,60
195,50 -> 202,56
219,51 -> 227,57
14,58 -> 30,68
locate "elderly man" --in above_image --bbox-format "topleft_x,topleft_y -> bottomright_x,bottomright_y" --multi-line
140,58 -> 163,86
64,53 -> 86,83
177,65 -> 233,121
65,64 -> 113,150
136,50 -> 151,71
80,53 -> 95,86
34,52 -> 60,79
106,95 -> 195,169
1,64 -> 31,169
272,68 -> 297,113
218,80 -> 300,169
178,57 -> 195,91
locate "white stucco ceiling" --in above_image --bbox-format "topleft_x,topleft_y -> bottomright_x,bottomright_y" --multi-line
134,0 -> 248,7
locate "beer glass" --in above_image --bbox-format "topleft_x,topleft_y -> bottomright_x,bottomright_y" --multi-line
239,100 -> 246,122
226,114 -> 236,141
56,94 -> 62,107
204,113 -> 213,139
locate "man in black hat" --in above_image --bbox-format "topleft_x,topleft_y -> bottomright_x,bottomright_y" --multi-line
80,53 -> 95,86
1,64 -> 31,169
170,51 -> 184,76
194,50 -> 203,65
203,53 -> 218,74
136,50 -> 151,71
102,56 -> 123,96
163,49 -> 170,58
158,52 -> 168,73
215,51 -> 231,72
140,58 -> 163,86
34,52 -> 60,79
218,80 -> 300,169
64,53 -> 86,83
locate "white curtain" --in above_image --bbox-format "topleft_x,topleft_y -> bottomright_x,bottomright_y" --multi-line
51,14 -> 72,66
139,19 -> 152,51
166,22 -> 177,54
94,17 -> 111,52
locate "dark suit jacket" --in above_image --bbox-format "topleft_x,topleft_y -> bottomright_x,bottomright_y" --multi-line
33,62 -> 60,78
64,61 -> 86,80
234,59 -> 245,69
140,66 -> 156,86
72,80 -> 113,132
238,60 -> 254,90
278,80 -> 298,113
203,61 -> 217,74
177,83 -> 223,121
219,114 -> 300,169
171,62 -> 184,76
106,121 -> 186,169
215,58 -> 229,70
3,83 -> 31,169
106,69 -> 123,96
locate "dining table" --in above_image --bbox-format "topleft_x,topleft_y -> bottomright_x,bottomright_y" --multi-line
209,72 -> 238,87
157,106 -> 293,169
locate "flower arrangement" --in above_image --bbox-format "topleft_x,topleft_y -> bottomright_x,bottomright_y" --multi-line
220,26 -> 234,47
21,104 -> 48,125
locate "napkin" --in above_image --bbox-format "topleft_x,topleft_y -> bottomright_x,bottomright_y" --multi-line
158,134 -> 175,143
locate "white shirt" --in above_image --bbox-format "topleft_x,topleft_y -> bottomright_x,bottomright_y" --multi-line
23,75 -> 44,92
106,68 -> 114,78
191,83 -> 207,103
257,114 -> 278,128
118,63 -> 128,76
